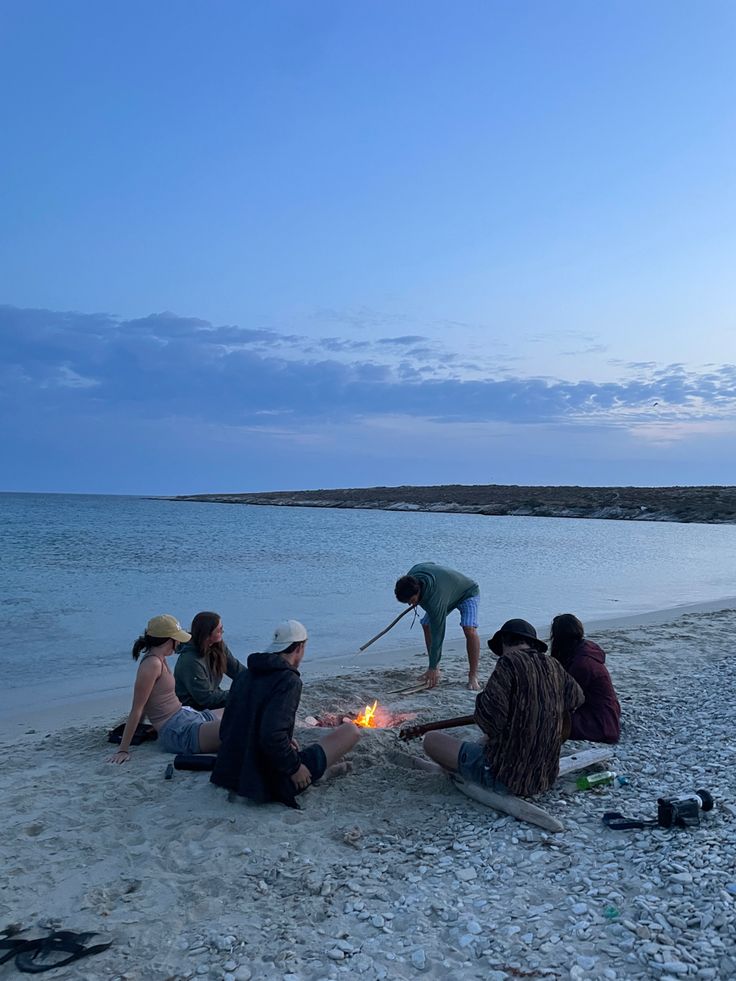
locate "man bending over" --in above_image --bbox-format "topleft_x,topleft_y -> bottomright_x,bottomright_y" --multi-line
211,620 -> 359,807
395,561 -> 481,690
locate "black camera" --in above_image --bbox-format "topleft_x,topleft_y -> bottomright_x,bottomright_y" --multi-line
657,789 -> 714,828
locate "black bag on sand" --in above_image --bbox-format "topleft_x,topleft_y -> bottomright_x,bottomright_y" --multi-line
174,754 -> 217,771
107,722 -> 157,745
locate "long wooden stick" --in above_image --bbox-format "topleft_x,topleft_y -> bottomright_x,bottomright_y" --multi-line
387,683 -> 429,696
358,605 -> 416,652
399,715 -> 476,741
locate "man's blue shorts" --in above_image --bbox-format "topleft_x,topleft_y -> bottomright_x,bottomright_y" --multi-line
457,741 -> 507,793
421,595 -> 479,629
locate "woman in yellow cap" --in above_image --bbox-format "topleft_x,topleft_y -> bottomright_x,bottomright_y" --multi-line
108,614 -> 222,764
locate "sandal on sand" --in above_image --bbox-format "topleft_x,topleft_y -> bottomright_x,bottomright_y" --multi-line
1,929 -> 112,973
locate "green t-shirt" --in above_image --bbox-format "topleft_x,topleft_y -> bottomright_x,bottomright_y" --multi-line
408,562 -> 479,668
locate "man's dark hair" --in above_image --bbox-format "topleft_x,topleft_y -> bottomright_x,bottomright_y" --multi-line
395,575 -> 421,603
280,640 -> 303,655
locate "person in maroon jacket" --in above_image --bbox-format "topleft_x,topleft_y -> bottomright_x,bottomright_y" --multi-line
549,614 -> 621,744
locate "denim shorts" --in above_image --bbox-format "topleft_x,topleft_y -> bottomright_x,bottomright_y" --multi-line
421,595 -> 479,629
457,741 -> 507,792
158,707 -> 217,755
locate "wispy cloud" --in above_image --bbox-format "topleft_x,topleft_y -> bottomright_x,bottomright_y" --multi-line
1,305 -> 734,439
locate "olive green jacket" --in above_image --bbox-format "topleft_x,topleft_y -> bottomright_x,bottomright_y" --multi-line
174,641 -> 244,710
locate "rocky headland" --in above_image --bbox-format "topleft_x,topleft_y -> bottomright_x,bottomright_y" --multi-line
171,484 -> 736,524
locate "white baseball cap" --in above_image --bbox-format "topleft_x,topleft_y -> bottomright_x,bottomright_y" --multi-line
265,619 -> 308,653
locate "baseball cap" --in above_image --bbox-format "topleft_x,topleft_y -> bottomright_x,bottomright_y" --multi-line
146,614 -> 191,643
265,619 -> 308,653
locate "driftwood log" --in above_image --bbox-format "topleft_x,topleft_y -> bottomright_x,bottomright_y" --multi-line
452,746 -> 615,832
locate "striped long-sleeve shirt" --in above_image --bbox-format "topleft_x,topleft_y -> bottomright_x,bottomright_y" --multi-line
474,647 -> 584,797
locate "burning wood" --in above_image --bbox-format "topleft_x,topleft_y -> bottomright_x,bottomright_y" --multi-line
304,700 -> 417,730
354,700 -> 378,727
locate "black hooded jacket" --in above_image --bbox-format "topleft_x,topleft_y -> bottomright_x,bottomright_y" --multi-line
211,651 -> 303,806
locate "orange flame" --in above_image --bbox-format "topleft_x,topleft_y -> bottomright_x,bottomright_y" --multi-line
354,700 -> 379,727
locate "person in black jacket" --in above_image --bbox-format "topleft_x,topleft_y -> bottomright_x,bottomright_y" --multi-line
211,620 -> 360,807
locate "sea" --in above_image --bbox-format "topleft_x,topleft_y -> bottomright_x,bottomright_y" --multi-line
2,493 -> 736,703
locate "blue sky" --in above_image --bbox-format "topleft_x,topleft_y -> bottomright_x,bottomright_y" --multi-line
1,1 -> 734,493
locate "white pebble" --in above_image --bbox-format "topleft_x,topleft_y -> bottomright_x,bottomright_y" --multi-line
577,955 -> 597,970
411,948 -> 427,971
455,867 -> 477,882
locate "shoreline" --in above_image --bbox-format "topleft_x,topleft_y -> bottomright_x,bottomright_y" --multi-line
3,594 -> 734,741
168,483 -> 736,525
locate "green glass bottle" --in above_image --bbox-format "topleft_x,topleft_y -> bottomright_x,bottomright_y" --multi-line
576,770 -> 616,790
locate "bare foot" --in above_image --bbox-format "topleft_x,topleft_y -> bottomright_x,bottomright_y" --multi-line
467,675 -> 482,691
411,757 -> 445,774
387,750 -> 444,774
323,761 -> 353,781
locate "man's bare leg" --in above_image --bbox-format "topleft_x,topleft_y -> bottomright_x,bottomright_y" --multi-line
423,731 -> 462,771
318,721 -> 360,777
463,625 -> 481,690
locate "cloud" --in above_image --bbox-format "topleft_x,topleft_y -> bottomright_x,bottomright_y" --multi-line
1,305 -> 734,441
375,335 -> 427,346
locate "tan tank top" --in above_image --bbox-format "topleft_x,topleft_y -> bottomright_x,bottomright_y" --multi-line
140,653 -> 182,731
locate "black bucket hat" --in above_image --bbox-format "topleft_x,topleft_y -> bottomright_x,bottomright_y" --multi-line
488,618 -> 548,656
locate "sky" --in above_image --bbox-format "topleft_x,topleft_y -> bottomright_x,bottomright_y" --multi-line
1,1 -> 734,494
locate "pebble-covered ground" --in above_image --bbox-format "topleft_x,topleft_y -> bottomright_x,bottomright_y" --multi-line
1,609 -> 734,980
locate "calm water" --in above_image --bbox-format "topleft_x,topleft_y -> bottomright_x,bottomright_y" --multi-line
2,493 -> 736,694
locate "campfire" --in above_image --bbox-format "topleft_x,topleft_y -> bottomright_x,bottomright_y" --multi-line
305,700 -> 416,730
354,700 -> 381,728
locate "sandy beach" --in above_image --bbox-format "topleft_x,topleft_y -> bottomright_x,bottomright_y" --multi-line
2,604 -> 735,980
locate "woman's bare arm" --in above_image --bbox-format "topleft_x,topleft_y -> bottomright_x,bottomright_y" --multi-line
108,658 -> 162,764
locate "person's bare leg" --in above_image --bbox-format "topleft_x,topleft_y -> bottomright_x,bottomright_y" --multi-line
463,626 -> 481,690
319,721 -> 360,767
198,719 -> 221,753
423,730 -> 463,772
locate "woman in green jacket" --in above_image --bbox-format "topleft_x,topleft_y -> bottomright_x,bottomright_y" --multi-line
174,611 -> 244,710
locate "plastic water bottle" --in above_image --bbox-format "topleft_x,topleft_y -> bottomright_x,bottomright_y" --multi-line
576,770 -> 623,790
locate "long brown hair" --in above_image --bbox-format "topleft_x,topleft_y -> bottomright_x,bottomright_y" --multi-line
549,613 -> 585,664
190,611 -> 227,676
